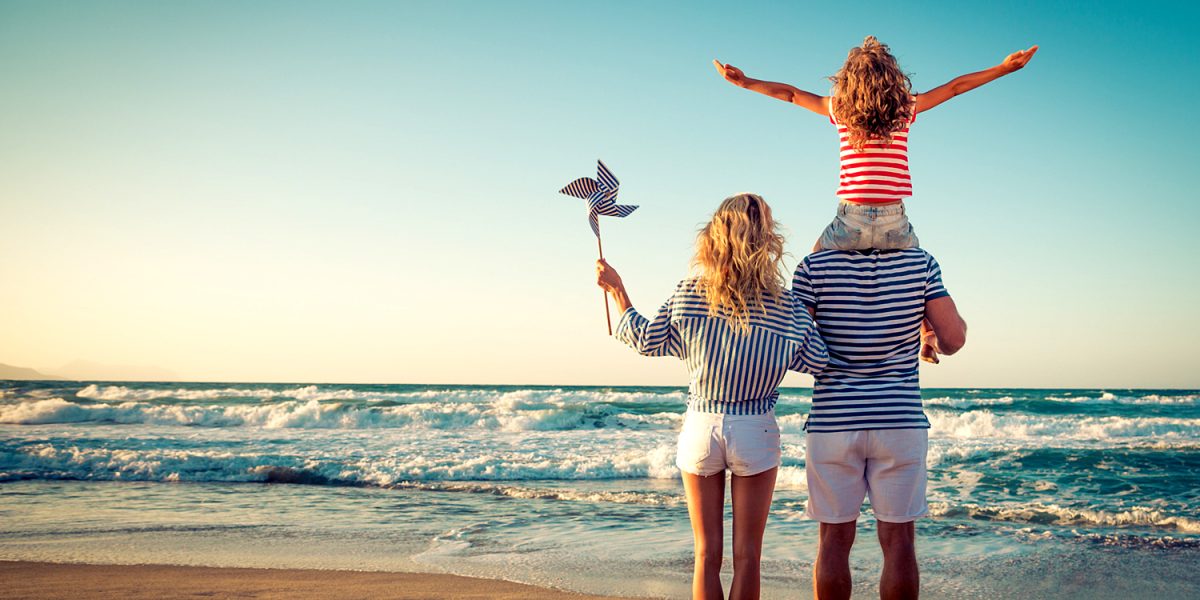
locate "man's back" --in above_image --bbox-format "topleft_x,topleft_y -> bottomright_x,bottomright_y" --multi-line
792,248 -> 949,432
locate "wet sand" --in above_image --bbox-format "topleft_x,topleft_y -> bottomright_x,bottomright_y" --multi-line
0,561 -> 641,599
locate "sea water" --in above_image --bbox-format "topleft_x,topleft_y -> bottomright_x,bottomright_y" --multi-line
2,381 -> 1198,598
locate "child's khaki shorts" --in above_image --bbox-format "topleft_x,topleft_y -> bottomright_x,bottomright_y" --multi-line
819,200 -> 919,251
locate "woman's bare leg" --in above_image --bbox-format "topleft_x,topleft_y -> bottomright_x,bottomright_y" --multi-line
682,471 -> 727,599
729,467 -> 778,600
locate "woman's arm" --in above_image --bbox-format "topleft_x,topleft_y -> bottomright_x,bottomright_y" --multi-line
788,319 -> 829,375
713,59 -> 829,116
596,260 -> 682,358
915,45 -> 1038,114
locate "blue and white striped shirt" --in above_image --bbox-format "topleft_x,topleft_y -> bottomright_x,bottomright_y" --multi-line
615,278 -> 828,415
791,249 -> 949,432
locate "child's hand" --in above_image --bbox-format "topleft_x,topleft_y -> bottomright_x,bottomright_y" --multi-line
920,329 -> 941,364
920,341 -> 941,364
1001,45 -> 1039,73
713,59 -> 746,86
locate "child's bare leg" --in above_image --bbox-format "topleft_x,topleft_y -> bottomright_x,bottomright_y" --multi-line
920,319 -> 939,364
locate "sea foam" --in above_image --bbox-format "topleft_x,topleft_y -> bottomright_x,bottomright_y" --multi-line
0,441 -> 682,485
0,396 -> 681,431
928,501 -> 1200,533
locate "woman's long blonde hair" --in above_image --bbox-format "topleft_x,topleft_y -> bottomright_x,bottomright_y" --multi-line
829,36 -> 914,151
692,193 -> 786,332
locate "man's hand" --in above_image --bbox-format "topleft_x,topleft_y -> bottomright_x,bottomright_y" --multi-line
1001,45 -> 1039,73
713,59 -> 746,87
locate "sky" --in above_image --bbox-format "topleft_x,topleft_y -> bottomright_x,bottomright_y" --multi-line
2,0 -> 1198,387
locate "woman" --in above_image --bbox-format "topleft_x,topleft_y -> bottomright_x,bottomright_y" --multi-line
595,193 -> 828,600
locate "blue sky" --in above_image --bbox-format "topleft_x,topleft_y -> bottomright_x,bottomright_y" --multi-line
1,0 -> 1198,386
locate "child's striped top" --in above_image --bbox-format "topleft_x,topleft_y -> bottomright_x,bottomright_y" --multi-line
830,98 -> 916,204
615,278 -> 828,415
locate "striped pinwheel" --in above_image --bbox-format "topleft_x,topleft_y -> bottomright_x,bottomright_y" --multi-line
558,160 -> 638,335
558,160 -> 638,238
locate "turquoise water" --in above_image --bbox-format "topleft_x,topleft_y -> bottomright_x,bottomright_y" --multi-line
2,381 -> 1198,598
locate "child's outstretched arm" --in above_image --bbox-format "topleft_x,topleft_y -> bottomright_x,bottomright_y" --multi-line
915,45 -> 1038,114
713,59 -> 828,116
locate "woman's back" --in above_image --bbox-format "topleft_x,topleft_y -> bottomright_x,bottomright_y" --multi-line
617,277 -> 825,414
609,192 -> 828,415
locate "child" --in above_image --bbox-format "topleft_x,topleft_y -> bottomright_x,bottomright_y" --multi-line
713,36 -> 1036,362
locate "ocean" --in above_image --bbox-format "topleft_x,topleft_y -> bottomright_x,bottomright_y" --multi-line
1,381 -> 1198,598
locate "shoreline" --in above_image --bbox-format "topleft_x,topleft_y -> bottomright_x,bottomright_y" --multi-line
0,561 -> 644,600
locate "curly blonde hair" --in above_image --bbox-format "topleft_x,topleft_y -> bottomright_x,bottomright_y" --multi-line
829,36 -> 914,151
692,193 -> 786,332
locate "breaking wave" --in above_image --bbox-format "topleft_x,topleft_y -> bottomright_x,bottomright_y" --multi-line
928,501 -> 1200,534
0,442 -> 682,485
0,396 -> 681,431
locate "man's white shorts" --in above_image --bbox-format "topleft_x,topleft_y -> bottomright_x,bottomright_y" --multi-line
804,428 -> 929,523
676,410 -> 781,477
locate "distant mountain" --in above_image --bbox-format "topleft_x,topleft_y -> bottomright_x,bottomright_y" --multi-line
0,362 -> 63,380
54,359 -> 177,382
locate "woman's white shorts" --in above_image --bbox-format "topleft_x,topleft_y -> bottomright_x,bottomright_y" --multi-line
676,410 -> 781,477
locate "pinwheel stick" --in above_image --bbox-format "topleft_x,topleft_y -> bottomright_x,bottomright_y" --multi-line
598,236 -> 612,335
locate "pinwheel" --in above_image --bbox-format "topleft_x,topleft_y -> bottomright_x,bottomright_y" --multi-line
559,160 -> 638,334
559,160 -> 639,238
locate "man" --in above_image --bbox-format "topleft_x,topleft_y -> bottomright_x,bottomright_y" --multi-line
792,247 -> 966,600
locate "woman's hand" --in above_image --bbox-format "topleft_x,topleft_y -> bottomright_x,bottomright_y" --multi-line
713,59 -> 746,87
1000,45 -> 1038,73
596,259 -> 634,312
595,259 -> 623,293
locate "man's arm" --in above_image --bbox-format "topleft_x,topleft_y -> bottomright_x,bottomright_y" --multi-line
915,45 -> 1038,114
924,296 -> 967,355
713,60 -> 829,116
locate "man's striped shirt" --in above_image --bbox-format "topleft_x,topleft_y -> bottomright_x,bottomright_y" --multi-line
791,249 -> 949,432
616,278 -> 829,415
831,100 -> 915,204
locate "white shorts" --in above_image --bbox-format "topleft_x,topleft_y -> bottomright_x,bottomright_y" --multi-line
676,410 -> 781,477
804,428 -> 928,523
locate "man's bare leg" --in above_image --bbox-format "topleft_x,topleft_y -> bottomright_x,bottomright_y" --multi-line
877,521 -> 919,600
814,521 -> 856,600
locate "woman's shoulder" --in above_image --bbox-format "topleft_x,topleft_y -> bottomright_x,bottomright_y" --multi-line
671,276 -> 703,295
663,277 -> 709,320
668,277 -> 706,308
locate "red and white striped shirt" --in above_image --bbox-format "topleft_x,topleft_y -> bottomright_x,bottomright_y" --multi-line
831,99 -> 916,204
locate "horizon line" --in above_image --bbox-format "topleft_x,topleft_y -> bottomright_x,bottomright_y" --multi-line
2,378 -> 1198,392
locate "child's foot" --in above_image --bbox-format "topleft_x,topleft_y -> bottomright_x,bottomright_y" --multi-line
920,341 -> 940,364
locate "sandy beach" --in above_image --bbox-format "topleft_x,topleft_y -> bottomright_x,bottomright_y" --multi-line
0,561 -> 638,600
